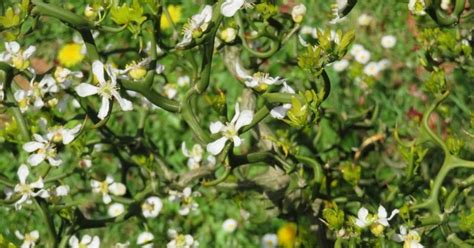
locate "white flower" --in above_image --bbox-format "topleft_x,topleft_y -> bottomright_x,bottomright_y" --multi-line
0,41 -> 36,70
270,82 -> 295,119
91,176 -> 126,204
75,60 -> 133,120
15,230 -> 39,248
222,218 -> 238,233
69,235 -> 100,248
381,35 -> 397,49
221,0 -> 253,17
23,134 -> 62,166
354,49 -> 371,64
235,62 -> 283,91
376,205 -> 400,227
167,229 -> 198,248
393,226 -> 424,248
182,142 -> 203,170
108,203 -> 125,217
261,233 -> 278,248
168,187 -> 199,216
358,13 -> 373,26
355,207 -> 371,228
177,6 -> 213,47
46,124 -> 81,145
355,206 -> 399,228
363,62 -> 381,77
206,103 -> 253,155
14,75 -> 53,112
292,4 -> 307,23
141,196 -> 163,218
137,232 -> 154,248
441,0 -> 451,10
333,59 -> 349,72
408,0 -> 426,16
13,164 -> 49,209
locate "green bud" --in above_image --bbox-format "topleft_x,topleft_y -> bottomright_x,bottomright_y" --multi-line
0,8 -> 20,28
340,162 -> 361,185
446,136 -> 464,155
459,208 -> 474,236
425,69 -> 447,95
322,207 -> 345,230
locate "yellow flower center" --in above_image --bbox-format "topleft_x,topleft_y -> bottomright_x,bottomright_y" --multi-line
99,181 -> 109,193
18,184 -> 32,195
98,81 -> 116,99
12,55 -> 29,70
222,125 -> 237,139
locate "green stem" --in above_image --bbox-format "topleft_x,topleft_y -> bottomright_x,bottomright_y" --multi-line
422,91 -> 450,153
35,199 -> 58,247
31,0 -> 92,29
241,106 -> 269,133
447,233 -> 472,248
3,67 -> 30,140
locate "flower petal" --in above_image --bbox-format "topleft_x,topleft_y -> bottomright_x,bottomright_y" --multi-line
97,97 -> 110,120
23,46 -> 36,58
30,177 -> 44,189
17,164 -> 29,184
221,0 -> 245,17
6,42 -> 20,54
235,110 -> 253,131
357,207 -> 369,220
23,141 -> 44,152
232,136 -> 242,147
378,205 -> 387,219
47,157 -> 62,166
109,182 -> 126,196
210,121 -> 225,134
103,194 -> 112,204
75,83 -> 98,97
270,105 -> 290,119
207,136 -> 228,155
28,153 -> 46,166
68,236 -> 79,247
92,60 -> 105,84
112,91 -> 133,111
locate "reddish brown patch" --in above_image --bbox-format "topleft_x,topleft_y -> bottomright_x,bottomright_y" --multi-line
31,58 -> 52,75
13,75 -> 30,90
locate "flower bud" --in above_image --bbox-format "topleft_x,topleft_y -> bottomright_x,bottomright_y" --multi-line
220,27 -> 237,43
370,223 -> 384,237
84,5 -> 98,19
129,67 -> 147,80
292,4 -> 307,23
